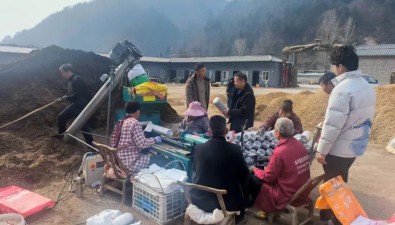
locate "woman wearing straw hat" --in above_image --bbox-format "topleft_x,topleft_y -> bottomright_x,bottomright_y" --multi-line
179,101 -> 209,135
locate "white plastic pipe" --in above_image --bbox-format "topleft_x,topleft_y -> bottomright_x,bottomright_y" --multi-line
141,121 -> 173,136
213,97 -> 228,111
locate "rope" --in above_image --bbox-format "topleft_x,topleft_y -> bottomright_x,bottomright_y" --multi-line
80,131 -> 109,139
0,100 -> 58,129
65,133 -> 100,153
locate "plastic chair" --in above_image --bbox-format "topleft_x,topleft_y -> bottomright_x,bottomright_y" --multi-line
268,174 -> 325,225
177,181 -> 240,225
93,142 -> 132,205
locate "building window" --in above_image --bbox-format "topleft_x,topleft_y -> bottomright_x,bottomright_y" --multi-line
145,69 -> 149,76
159,70 -> 166,80
207,70 -> 213,80
177,70 -> 184,79
261,71 -> 269,81
222,71 -> 229,80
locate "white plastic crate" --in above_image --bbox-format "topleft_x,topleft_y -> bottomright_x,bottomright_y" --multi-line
132,180 -> 185,224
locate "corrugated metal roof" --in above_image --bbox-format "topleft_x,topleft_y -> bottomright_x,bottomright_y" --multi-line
169,55 -> 283,63
0,45 -> 36,54
140,57 -> 170,63
356,44 -> 395,56
0,46 -> 282,63
106,55 -> 282,63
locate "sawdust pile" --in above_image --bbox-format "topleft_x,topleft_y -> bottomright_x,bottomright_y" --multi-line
0,132 -> 81,187
161,103 -> 183,123
0,46 -> 181,188
0,46 -> 114,188
255,91 -> 328,133
370,85 -> 395,144
254,86 -> 395,144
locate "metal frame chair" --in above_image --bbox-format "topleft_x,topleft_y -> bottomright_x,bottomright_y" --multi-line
177,181 -> 240,225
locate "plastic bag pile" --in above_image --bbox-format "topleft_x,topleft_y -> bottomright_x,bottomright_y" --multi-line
231,130 -> 312,169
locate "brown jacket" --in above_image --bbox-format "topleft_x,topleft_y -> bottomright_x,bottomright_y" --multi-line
185,73 -> 210,109
261,112 -> 303,134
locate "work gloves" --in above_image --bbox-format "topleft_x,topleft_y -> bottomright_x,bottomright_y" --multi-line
154,136 -> 162,144
248,165 -> 256,173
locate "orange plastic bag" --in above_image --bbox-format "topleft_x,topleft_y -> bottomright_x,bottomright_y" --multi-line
316,176 -> 368,225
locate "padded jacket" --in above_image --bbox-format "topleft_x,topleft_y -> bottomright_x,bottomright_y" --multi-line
317,70 -> 376,158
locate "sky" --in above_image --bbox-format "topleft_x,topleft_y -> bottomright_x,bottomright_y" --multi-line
0,0 -> 91,40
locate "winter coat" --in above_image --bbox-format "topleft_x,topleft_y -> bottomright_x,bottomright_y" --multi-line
191,136 -> 250,213
261,112 -> 303,134
179,116 -> 209,134
185,73 -> 210,109
66,74 -> 92,108
317,70 -> 376,158
253,137 -> 310,213
228,83 -> 256,133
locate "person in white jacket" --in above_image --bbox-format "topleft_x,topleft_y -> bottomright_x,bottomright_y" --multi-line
316,45 -> 376,224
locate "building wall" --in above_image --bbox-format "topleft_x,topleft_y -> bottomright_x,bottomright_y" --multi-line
359,56 -> 395,85
140,61 -> 283,87
139,61 -> 170,80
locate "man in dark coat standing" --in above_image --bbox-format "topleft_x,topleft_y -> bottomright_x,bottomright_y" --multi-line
221,72 -> 256,133
185,63 -> 210,110
53,63 -> 94,147
191,115 -> 249,224
226,77 -> 236,108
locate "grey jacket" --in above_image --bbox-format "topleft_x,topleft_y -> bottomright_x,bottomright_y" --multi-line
185,73 -> 210,109
179,116 -> 209,134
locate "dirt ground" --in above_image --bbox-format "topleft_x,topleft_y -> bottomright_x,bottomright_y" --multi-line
26,143 -> 395,225
1,47 -> 393,224
23,86 -> 395,225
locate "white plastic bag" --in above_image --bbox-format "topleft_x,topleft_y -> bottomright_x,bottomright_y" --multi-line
86,209 -> 122,225
386,138 -> 395,154
0,213 -> 25,225
351,215 -> 387,225
112,213 -> 134,225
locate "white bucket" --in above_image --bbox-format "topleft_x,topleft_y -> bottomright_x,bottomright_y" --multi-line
0,213 -> 25,225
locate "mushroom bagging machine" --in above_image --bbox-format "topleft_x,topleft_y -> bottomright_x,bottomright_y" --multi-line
148,132 -> 208,181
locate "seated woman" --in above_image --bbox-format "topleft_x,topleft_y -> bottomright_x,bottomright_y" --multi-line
260,99 -> 303,134
179,101 -> 209,135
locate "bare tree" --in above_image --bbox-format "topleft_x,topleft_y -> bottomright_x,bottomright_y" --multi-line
316,9 -> 340,43
232,38 -> 247,56
340,17 -> 355,44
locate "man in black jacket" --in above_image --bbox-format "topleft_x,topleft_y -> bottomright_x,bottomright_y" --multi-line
53,64 -> 94,147
221,72 -> 256,133
191,115 -> 249,223
226,77 -> 236,108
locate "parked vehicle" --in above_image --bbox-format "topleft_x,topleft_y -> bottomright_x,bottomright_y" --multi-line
362,74 -> 379,87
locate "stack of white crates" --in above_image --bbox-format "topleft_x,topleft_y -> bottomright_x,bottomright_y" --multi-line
132,179 -> 185,224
